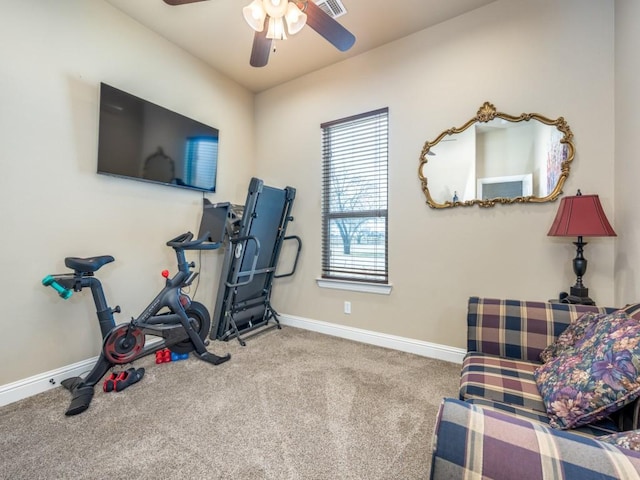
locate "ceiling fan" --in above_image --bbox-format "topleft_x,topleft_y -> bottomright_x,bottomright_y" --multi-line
163,0 -> 356,67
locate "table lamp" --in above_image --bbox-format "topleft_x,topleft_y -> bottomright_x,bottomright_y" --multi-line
547,190 -> 616,305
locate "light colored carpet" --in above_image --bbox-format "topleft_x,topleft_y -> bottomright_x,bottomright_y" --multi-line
0,326 -> 460,479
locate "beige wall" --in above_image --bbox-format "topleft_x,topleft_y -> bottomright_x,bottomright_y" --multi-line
255,0 -> 616,349
0,0 -> 254,385
614,0 -> 640,306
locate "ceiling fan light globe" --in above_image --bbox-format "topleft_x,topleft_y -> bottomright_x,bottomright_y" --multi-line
262,0 -> 289,19
243,0 -> 266,32
285,2 -> 306,35
266,16 -> 287,40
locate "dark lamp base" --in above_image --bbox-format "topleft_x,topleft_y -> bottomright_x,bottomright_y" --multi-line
570,285 -> 590,298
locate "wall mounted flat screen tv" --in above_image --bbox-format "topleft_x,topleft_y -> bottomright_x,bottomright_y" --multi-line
97,83 -> 219,192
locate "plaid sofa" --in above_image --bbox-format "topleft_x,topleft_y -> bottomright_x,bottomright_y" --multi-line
429,297 -> 640,479
460,297 -> 617,431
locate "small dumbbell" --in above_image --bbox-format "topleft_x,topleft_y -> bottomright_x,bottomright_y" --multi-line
42,275 -> 72,299
155,348 -> 172,364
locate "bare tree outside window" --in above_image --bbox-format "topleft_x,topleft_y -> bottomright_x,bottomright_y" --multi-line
329,173 -> 376,254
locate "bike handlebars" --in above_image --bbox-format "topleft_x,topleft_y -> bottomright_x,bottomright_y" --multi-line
166,231 -> 222,251
166,232 -> 194,247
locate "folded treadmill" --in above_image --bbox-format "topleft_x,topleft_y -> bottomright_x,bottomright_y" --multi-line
200,177 -> 301,345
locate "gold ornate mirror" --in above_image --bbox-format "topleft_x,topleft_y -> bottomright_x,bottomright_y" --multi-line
418,102 -> 574,208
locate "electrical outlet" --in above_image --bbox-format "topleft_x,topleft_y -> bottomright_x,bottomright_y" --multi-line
344,301 -> 351,314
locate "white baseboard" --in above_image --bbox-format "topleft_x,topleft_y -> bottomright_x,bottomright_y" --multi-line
0,317 -> 464,408
0,356 -> 99,408
0,336 -> 165,408
278,314 -> 466,365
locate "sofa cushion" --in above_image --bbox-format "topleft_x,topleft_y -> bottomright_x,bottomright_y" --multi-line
535,312 -> 640,430
539,312 -> 600,363
460,352 -> 546,413
467,297 -> 612,362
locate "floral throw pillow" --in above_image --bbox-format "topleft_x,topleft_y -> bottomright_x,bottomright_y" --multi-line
534,312 -> 640,430
598,430 -> 640,451
572,312 -> 635,352
539,312 -> 598,363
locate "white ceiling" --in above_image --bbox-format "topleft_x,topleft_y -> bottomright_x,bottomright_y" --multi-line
105,0 -> 497,93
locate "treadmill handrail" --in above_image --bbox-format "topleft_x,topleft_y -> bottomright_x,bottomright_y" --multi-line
274,235 -> 302,279
225,235 -> 261,288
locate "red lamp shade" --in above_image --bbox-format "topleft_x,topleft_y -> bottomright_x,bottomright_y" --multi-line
547,191 -> 615,305
548,193 -> 616,238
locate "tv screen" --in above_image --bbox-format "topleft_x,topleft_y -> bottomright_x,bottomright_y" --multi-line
97,83 -> 219,192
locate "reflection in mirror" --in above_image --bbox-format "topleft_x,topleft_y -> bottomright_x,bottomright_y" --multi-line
418,102 -> 574,208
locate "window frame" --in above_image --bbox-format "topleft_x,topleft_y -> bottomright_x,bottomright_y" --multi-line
320,107 -> 389,288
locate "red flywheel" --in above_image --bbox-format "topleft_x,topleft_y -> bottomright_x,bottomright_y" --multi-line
103,324 -> 145,364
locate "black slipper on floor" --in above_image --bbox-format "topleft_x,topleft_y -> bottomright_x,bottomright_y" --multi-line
114,368 -> 145,392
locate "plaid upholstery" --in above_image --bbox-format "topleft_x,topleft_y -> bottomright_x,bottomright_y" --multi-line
460,352 -> 546,413
465,398 -> 620,438
430,398 -> 640,480
465,397 -> 550,424
467,297 -> 615,362
619,303 -> 640,321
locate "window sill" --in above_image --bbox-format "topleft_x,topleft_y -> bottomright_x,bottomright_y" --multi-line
316,278 -> 393,295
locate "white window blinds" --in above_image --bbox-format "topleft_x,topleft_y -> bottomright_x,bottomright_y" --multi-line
321,108 -> 389,283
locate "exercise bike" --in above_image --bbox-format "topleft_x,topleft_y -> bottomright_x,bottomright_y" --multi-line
42,231 -> 231,416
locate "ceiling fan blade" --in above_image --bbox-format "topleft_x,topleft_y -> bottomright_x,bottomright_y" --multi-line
301,1 -> 355,52
250,28 -> 273,68
163,0 -> 208,5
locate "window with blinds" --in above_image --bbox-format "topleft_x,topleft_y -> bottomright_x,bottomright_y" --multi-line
321,108 -> 389,283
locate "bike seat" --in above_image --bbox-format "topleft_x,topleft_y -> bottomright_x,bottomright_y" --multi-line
65,255 -> 114,273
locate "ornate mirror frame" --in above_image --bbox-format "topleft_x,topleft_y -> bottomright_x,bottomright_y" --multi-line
418,102 -> 574,208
